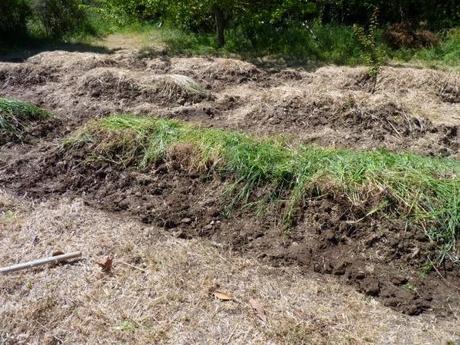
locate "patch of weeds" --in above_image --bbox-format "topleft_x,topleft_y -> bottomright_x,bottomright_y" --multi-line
30,297 -> 58,323
271,317 -> 336,344
403,282 -> 417,293
1,209 -> 16,220
65,114 -> 460,263
353,9 -> 386,92
420,261 -> 435,277
276,323 -> 320,344
395,28 -> 460,70
0,97 -> 51,142
446,339 -> 460,345
135,22 -> 381,66
0,208 -> 20,229
115,320 -> 138,333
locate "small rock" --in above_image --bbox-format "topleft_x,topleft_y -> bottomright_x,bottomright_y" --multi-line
324,230 -> 338,244
181,217 -> 192,224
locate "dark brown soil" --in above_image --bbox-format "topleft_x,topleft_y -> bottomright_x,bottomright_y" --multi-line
242,95 -> 458,156
440,82 -> 460,104
0,117 -> 60,146
1,140 -> 459,317
0,64 -> 59,86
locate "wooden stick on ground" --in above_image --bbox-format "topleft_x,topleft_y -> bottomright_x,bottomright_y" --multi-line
0,252 -> 82,274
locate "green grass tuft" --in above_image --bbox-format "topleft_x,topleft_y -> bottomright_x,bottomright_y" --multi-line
0,97 -> 51,142
66,114 -> 460,261
414,28 -> 460,68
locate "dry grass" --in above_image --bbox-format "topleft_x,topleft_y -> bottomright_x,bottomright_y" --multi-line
153,74 -> 209,100
0,189 -> 459,345
79,66 -> 208,106
2,50 -> 458,133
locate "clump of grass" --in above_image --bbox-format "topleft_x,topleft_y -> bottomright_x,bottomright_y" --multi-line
165,75 -> 206,94
0,97 -> 51,142
154,74 -> 209,101
66,114 -> 460,262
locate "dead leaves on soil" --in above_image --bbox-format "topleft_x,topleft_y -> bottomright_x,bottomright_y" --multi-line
249,298 -> 267,322
213,290 -> 233,301
97,257 -> 113,273
209,285 -> 267,322
209,285 -> 234,301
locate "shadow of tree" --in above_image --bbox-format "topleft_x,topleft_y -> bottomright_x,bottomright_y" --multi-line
0,39 -> 116,62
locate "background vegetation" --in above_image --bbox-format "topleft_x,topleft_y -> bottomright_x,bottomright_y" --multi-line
0,0 -> 459,66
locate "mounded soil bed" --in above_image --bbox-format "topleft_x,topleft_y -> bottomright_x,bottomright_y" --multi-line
1,50 -> 459,320
0,51 -> 458,157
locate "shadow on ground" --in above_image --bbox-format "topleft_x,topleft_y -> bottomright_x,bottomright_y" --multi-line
0,40 -> 115,62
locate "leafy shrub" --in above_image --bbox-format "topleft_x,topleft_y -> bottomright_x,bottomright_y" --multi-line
412,28 -> 460,67
353,9 -> 385,90
30,0 -> 88,38
0,0 -> 30,40
383,22 -> 439,49
93,0 -> 166,27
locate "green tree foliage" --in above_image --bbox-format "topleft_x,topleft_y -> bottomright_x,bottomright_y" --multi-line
98,0 -> 459,49
353,9 -> 385,92
119,0 -> 321,48
93,0 -> 165,25
317,0 -> 460,30
30,0 -> 88,38
1,0 -> 459,58
0,0 -> 30,40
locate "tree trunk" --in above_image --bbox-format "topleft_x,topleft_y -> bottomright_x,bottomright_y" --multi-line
214,6 -> 225,48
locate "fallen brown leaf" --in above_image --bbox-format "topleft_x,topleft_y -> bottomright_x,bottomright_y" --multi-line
213,290 -> 233,301
97,257 -> 113,273
249,298 -> 267,322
